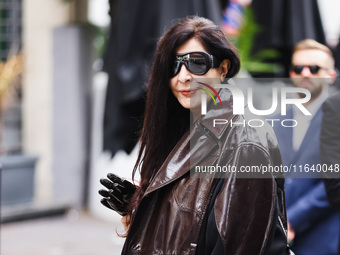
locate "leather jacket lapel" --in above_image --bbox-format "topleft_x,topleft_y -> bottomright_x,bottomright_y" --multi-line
145,88 -> 235,196
145,125 -> 218,196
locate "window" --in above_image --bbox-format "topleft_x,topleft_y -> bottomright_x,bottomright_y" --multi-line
0,0 -> 22,61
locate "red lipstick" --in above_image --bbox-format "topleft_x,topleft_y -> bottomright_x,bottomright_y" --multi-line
180,89 -> 197,97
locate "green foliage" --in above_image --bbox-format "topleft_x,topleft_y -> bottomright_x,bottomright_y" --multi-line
86,23 -> 109,58
230,6 -> 282,74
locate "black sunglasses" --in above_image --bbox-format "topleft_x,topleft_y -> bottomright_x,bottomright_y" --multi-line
291,65 -> 328,75
172,51 -> 220,77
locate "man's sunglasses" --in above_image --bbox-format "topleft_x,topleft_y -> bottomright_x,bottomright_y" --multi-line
291,65 -> 328,75
172,51 -> 220,76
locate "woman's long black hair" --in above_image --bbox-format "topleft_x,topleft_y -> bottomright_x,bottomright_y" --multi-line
129,16 -> 240,214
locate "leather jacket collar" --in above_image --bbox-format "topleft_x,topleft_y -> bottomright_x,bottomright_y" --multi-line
145,88 -> 234,196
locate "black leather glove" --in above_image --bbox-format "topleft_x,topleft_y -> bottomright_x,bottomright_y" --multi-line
99,173 -> 136,216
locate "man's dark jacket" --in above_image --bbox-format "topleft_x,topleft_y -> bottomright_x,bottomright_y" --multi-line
320,91 -> 340,255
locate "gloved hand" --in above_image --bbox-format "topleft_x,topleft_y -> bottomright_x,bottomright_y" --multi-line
99,173 -> 137,216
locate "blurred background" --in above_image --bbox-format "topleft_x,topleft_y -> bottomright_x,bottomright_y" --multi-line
0,0 -> 339,254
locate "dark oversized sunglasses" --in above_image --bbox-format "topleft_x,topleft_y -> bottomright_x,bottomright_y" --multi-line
172,51 -> 220,76
291,65 -> 328,75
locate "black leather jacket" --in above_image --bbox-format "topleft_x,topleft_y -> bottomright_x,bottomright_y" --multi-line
122,88 -> 288,254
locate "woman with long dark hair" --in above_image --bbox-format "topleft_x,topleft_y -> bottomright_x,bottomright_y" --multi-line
100,16 -> 289,254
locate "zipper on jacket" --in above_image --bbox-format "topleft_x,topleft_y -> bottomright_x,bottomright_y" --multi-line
278,215 -> 287,237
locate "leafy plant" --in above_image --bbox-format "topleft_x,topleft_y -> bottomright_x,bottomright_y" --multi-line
230,6 -> 282,74
0,50 -> 23,111
0,46 -> 23,154
87,23 -> 109,58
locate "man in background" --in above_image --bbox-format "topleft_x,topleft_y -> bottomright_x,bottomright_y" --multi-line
273,39 -> 339,255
